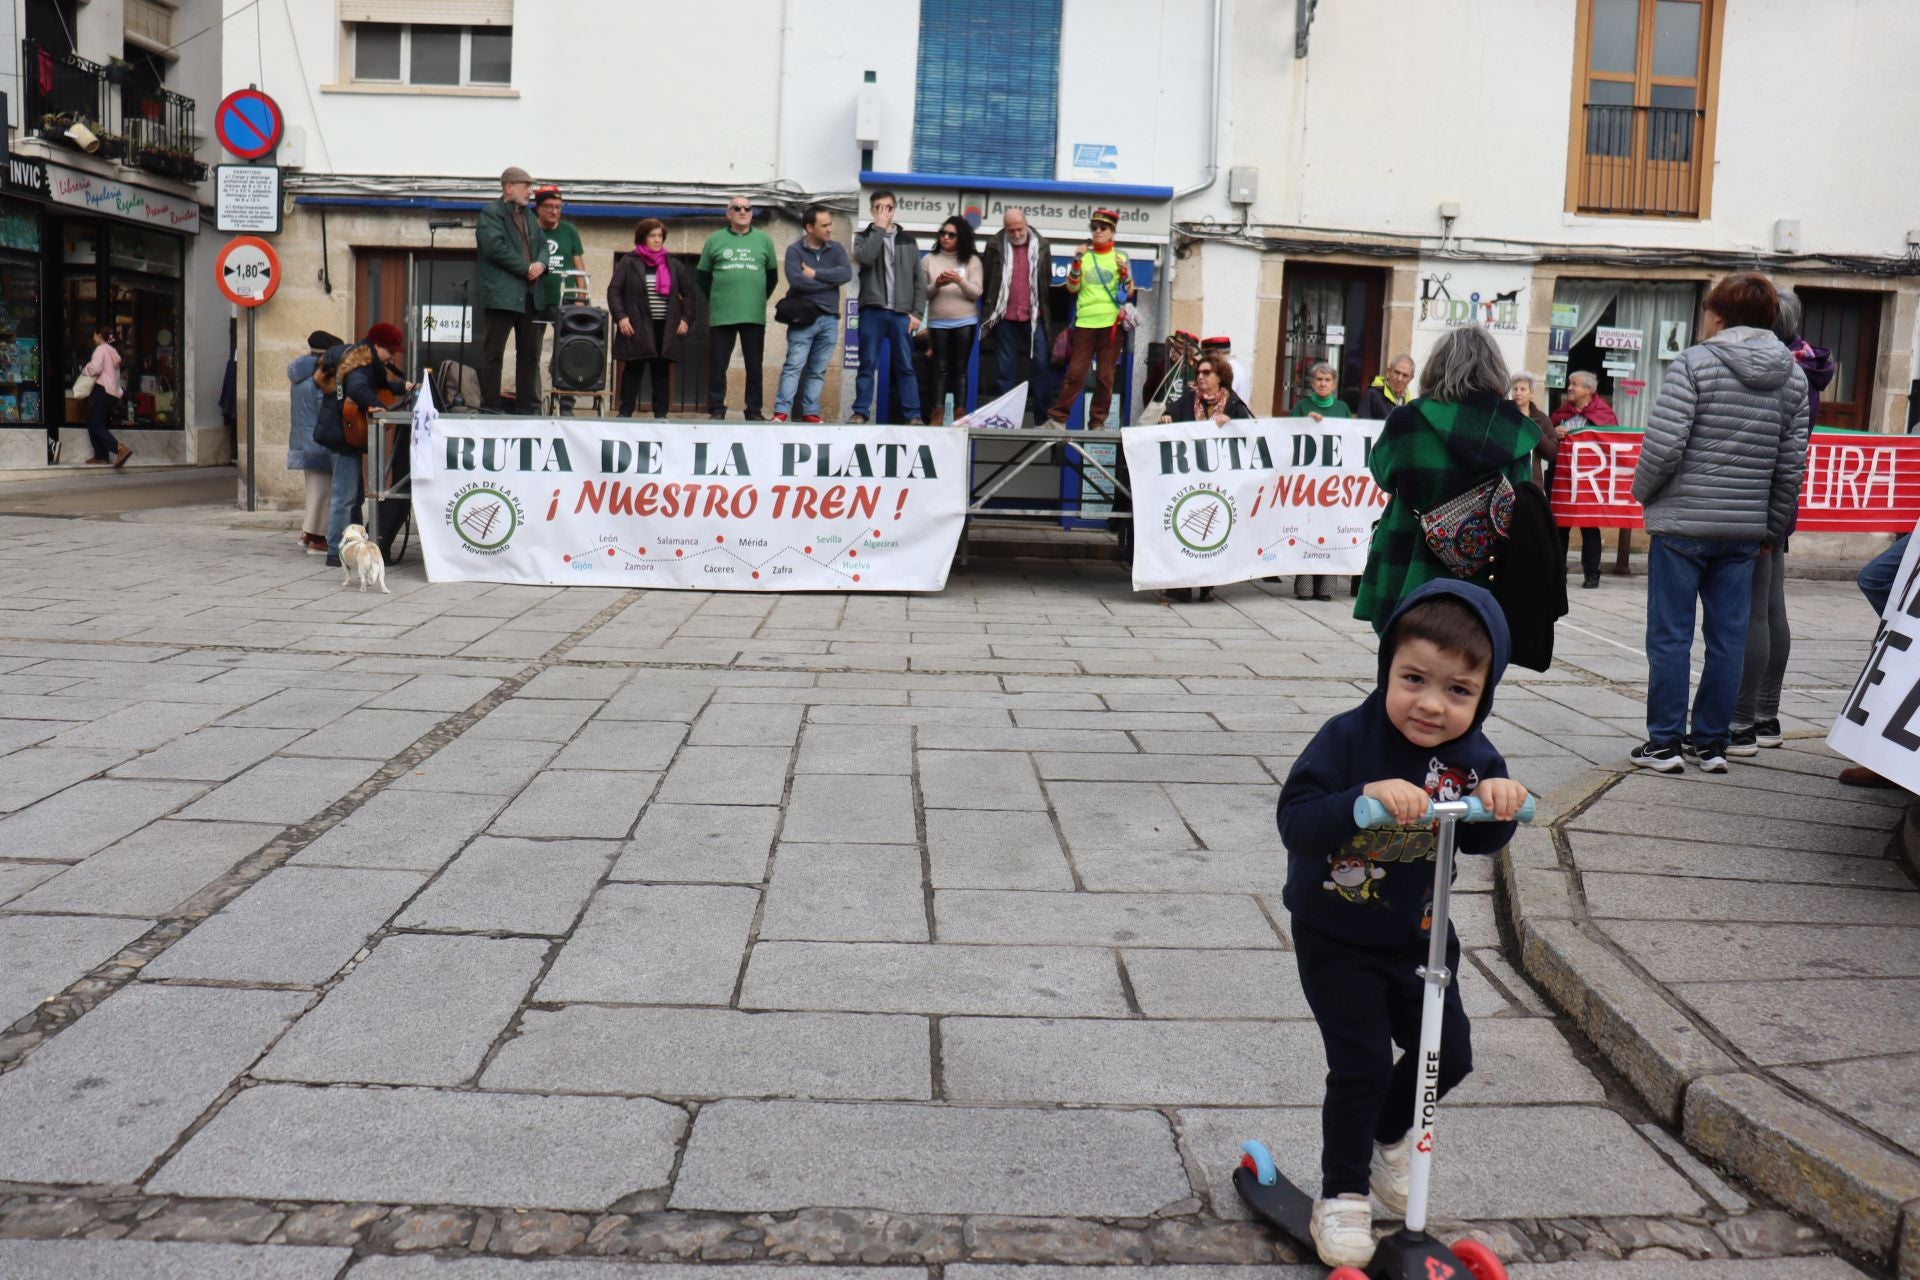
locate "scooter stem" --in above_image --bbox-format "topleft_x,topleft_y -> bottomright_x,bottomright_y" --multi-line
1405,801 -> 1463,1235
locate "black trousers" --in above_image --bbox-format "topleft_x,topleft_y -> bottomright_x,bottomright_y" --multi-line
1560,525 -> 1603,578
1294,921 -> 1473,1198
620,321 -> 674,418
928,325 -> 976,419
707,322 -> 765,417
481,307 -> 540,412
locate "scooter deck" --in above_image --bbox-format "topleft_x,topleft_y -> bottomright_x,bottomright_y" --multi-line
1231,1162 -> 1316,1251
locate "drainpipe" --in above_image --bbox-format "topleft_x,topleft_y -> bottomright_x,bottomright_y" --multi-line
1159,0 -> 1226,342
773,0 -> 795,186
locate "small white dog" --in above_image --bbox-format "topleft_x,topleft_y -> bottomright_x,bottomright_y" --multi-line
338,524 -> 390,593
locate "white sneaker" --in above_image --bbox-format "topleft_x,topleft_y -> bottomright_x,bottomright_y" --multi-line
1310,1192 -> 1375,1268
1370,1133 -> 1412,1216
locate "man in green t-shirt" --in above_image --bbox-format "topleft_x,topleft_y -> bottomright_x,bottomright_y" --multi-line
697,196 -> 778,419
533,186 -> 587,413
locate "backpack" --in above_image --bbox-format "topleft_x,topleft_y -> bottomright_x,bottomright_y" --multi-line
435,360 -> 481,411
311,343 -> 363,454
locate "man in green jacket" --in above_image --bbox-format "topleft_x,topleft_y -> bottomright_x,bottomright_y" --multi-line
476,165 -> 545,413
697,195 -> 778,420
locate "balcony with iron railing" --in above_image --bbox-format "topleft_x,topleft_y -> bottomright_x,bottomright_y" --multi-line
21,37 -> 203,184
1573,102 -> 1707,219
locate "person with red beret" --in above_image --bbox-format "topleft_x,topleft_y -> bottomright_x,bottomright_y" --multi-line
318,321 -> 413,566
1199,335 -> 1249,404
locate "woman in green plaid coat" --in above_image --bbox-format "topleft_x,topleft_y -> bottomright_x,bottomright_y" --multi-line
1354,326 -> 1541,633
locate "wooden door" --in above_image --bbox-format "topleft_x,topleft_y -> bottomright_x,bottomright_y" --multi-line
1798,288 -> 1882,431
1276,265 -> 1386,416
354,251 -> 409,341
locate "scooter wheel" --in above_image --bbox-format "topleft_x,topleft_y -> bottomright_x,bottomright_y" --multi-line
1327,1269 -> 1369,1280
1450,1237 -> 1509,1280
1238,1139 -> 1277,1187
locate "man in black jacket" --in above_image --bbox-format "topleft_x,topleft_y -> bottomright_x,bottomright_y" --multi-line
1360,353 -> 1415,420
980,208 -> 1053,417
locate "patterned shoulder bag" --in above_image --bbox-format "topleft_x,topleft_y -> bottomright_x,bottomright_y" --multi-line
1414,473 -> 1517,577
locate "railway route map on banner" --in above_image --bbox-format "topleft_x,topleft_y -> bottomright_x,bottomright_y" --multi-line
1123,418 -> 1387,591
411,420 -> 969,591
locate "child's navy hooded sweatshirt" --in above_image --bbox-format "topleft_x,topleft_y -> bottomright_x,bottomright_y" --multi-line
1276,579 -> 1517,950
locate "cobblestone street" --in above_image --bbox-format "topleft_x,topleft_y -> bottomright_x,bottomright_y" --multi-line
0,506 -> 1901,1279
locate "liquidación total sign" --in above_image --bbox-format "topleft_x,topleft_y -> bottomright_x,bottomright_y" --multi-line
412,420 -> 968,592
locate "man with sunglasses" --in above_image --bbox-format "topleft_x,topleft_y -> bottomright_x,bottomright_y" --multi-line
697,196 -> 779,420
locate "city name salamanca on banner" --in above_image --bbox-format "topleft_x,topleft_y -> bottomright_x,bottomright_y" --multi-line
1123,418 -> 1389,591
1549,427 -> 1920,533
411,420 -> 969,592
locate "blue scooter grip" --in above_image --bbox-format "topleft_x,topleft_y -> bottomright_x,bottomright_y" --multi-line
1352,794 -> 1536,829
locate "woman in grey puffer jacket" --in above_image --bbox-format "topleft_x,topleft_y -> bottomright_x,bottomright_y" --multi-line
1628,273 -> 1809,774
286,330 -> 343,555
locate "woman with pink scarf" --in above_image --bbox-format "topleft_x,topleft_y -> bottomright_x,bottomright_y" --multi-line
608,218 -> 695,419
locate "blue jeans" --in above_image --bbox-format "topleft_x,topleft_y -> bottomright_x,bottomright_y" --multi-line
852,307 -> 920,421
325,450 -> 364,558
1859,533 -> 1910,617
993,317 -> 1047,414
1645,535 -> 1759,747
775,311 -> 838,418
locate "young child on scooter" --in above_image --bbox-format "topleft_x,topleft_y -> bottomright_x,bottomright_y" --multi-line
1274,579 -> 1530,1269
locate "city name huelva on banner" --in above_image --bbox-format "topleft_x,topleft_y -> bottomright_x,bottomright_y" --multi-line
1124,418 -> 1388,591
411,421 -> 968,591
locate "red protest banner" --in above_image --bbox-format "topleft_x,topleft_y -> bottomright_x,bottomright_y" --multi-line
1550,428 -> 1920,533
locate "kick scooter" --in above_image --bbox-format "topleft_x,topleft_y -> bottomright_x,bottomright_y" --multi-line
1234,793 -> 1535,1280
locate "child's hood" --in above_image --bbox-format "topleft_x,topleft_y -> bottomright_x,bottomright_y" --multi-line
1376,579 -> 1510,732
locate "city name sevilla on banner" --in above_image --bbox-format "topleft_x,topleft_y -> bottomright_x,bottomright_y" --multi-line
1123,419 -> 1387,591
411,421 -> 968,591
1550,428 -> 1920,533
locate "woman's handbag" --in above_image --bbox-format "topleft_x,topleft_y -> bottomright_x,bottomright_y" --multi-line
1415,473 -> 1516,577
70,373 -> 95,399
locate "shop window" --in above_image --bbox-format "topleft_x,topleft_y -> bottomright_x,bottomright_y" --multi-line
1566,0 -> 1723,218
912,0 -> 1061,181
1799,289 -> 1883,432
0,200 -> 45,427
58,220 -> 185,430
1550,278 -> 1700,431
350,23 -> 513,87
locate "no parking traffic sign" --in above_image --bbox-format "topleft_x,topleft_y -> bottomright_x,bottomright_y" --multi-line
216,236 -> 280,307
215,89 -> 284,161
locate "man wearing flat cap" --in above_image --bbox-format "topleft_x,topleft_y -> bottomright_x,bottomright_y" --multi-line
475,165 -> 545,413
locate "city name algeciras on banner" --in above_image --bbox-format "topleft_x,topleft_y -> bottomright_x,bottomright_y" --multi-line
1124,418 -> 1387,591
411,421 -> 968,591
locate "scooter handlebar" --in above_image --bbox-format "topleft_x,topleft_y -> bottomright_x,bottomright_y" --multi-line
1352,794 -> 1535,829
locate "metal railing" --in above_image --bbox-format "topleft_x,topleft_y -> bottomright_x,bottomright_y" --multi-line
1575,103 -> 1706,218
21,38 -> 202,182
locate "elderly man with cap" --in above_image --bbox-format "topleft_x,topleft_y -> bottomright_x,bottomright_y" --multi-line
1198,337 -> 1249,406
533,185 -> 586,414
1047,207 -> 1133,427
288,329 -> 344,556
475,165 -> 545,413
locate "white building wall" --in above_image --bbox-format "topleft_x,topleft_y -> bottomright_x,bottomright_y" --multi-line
1203,0 -> 1920,261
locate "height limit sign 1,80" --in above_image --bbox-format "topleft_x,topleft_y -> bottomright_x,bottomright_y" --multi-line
216,236 -> 280,308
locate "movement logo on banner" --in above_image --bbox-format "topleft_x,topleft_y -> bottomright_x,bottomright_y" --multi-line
411,420 -> 968,591
1550,427 -> 1920,533
1123,418 -> 1387,590
1831,521 -> 1920,789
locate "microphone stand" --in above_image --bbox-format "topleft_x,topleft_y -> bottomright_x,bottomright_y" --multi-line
425,219 -> 469,409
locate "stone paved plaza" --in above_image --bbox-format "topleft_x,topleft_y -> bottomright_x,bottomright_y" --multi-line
0,502 -> 1901,1278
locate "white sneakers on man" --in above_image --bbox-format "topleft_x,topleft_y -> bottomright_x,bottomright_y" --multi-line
1309,1192 -> 1375,1268
1371,1134 -> 1413,1216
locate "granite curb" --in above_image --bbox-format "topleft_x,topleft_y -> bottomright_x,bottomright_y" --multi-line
1501,763 -> 1920,1277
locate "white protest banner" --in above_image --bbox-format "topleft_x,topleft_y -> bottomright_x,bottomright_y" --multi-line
1123,418 -> 1387,590
412,420 -> 968,592
1829,523 -> 1920,788
410,376 -> 439,484
955,382 -> 1027,429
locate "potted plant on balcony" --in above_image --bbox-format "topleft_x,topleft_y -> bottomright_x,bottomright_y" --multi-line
34,112 -> 74,144
105,56 -> 134,87
96,132 -> 128,161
